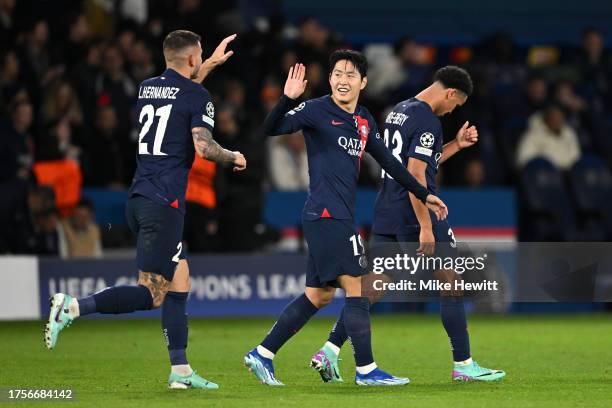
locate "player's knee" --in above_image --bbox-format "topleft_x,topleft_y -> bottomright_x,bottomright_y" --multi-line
305,287 -> 335,308
150,288 -> 168,308
138,272 -> 171,309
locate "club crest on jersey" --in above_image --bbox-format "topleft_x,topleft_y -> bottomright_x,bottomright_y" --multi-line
206,102 -> 214,118
420,132 -> 435,148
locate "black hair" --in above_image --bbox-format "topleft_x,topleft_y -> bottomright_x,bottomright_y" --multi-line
163,30 -> 201,53
434,65 -> 473,97
328,49 -> 368,78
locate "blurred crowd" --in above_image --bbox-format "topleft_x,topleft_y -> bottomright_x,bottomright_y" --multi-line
0,0 -> 611,256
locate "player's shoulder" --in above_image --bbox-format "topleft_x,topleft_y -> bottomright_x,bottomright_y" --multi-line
356,103 -> 376,121
304,95 -> 328,111
287,95 -> 323,116
402,98 -> 439,127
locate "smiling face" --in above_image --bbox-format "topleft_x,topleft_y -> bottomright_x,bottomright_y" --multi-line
329,59 -> 367,107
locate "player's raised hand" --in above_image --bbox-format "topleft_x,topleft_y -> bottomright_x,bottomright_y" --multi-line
425,194 -> 448,221
417,228 -> 435,256
232,151 -> 247,172
284,63 -> 308,100
195,34 -> 237,83
207,34 -> 237,67
456,121 -> 478,149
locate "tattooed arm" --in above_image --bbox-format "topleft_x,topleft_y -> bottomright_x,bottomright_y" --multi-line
192,127 -> 246,171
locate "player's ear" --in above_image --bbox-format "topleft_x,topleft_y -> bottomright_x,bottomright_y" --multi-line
360,76 -> 367,90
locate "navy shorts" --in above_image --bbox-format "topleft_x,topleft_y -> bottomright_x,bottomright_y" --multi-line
302,218 -> 367,288
125,195 -> 185,281
372,220 -> 458,258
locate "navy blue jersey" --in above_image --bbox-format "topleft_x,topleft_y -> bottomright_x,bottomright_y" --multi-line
372,98 -> 443,235
265,95 -> 428,221
128,68 -> 215,213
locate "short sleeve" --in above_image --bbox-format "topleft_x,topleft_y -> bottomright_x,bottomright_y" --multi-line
406,119 -> 441,167
190,88 -> 215,132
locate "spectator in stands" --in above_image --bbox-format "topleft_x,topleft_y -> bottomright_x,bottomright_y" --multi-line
516,104 -> 581,171
128,38 -> 157,84
574,27 -> 611,111
0,50 -> 22,112
366,36 -> 415,100
94,44 -> 136,134
295,17 -> 338,67
59,199 -> 102,258
35,119 -> 81,163
268,132 -> 309,191
62,13 -> 91,73
72,41 -> 103,126
41,80 -> 83,129
464,159 -> 486,189
85,104 -> 132,188
523,74 -> 549,116
0,101 -> 33,182
0,0 -> 16,48
18,20 -> 60,92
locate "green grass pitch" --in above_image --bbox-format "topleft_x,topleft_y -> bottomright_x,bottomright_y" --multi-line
1,314 -> 611,407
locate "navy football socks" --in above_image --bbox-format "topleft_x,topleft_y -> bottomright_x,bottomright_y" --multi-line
261,294 -> 319,354
162,291 -> 190,365
78,285 -> 153,315
327,307 -> 348,348
440,296 -> 471,362
343,297 -> 374,367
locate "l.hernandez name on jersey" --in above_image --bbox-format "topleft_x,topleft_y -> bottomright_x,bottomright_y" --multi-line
128,68 -> 215,213
373,97 -> 444,235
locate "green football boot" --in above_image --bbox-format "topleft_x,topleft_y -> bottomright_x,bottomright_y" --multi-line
452,360 -> 506,382
44,293 -> 75,349
168,370 -> 219,389
310,345 -> 344,383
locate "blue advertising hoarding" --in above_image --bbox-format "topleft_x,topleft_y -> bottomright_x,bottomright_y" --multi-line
38,255 -> 344,318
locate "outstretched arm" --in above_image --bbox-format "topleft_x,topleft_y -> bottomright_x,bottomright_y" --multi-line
192,127 -> 246,171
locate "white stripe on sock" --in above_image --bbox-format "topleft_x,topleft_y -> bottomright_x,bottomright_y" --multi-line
68,298 -> 80,319
324,341 -> 340,356
356,362 -> 377,375
454,357 -> 473,366
257,345 -> 275,359
171,364 -> 193,376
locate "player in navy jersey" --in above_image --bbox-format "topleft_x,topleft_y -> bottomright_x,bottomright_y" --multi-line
45,30 -> 246,389
244,50 -> 449,386
316,66 -> 506,382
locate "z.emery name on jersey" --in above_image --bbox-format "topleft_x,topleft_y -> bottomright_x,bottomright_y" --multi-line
138,86 -> 180,100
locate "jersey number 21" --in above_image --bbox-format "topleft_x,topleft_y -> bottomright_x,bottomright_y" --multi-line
138,104 -> 173,156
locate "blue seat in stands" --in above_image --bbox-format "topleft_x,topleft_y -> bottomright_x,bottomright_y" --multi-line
519,158 -> 575,240
568,155 -> 612,239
